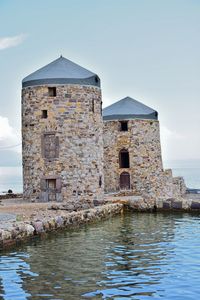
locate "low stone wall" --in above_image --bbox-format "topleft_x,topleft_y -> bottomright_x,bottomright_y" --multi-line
0,203 -> 123,250
0,194 -> 23,200
105,194 -> 200,212
155,197 -> 200,211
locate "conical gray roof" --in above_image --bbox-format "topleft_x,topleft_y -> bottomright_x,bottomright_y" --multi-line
103,96 -> 158,121
22,56 -> 100,88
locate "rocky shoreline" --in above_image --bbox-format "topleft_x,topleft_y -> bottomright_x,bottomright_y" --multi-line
0,203 -> 123,250
1,193 -> 200,251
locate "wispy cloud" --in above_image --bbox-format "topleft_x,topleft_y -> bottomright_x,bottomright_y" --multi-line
0,34 -> 27,50
0,116 -> 21,153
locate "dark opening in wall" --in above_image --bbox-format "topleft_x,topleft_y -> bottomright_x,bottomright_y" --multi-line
42,110 -> 48,119
48,87 -> 56,97
120,172 -> 130,190
119,149 -> 130,168
92,99 -> 95,113
120,121 -> 128,131
99,175 -> 102,187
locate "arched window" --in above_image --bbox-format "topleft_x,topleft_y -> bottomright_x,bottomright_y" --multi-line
120,172 -> 130,190
119,149 -> 130,168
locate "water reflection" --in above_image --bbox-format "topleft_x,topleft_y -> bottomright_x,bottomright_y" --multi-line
0,213 -> 200,299
0,253 -> 37,299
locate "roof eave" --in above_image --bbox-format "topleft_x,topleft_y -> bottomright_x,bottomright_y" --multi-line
103,113 -> 158,121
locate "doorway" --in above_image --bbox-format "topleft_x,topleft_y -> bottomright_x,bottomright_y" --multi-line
46,179 -> 56,201
120,172 -> 130,190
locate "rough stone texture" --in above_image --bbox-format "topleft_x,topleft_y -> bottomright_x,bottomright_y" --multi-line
173,176 -> 187,197
0,203 -> 123,250
22,84 -> 104,206
103,119 -> 185,200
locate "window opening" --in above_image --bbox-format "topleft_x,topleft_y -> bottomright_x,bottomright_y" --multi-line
42,110 -> 48,119
119,149 -> 130,168
92,99 -> 95,113
120,121 -> 128,131
48,87 -> 56,97
99,176 -> 102,187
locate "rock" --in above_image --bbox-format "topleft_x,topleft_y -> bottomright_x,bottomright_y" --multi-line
50,204 -> 60,210
55,216 -> 64,227
191,201 -> 200,209
171,201 -> 182,209
32,221 -> 44,234
163,201 -> 171,209
25,224 -> 35,236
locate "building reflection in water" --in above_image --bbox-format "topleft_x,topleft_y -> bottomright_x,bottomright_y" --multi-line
0,253 -> 37,299
0,213 -> 180,299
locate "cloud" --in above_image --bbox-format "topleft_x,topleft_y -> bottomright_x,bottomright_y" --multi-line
0,116 -> 21,153
160,125 -> 186,161
0,34 -> 27,50
160,125 -> 184,141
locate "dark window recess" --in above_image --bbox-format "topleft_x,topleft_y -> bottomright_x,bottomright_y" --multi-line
92,99 -> 95,113
120,121 -> 128,131
42,110 -> 48,119
100,101 -> 103,116
48,87 -> 56,97
99,176 -> 102,187
119,149 -> 130,168
43,134 -> 59,159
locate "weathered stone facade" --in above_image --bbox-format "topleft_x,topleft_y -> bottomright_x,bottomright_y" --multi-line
103,119 -> 185,200
22,84 -> 104,206
22,57 -> 186,205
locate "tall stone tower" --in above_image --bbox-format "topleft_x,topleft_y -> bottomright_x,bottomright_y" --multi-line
22,56 -> 104,207
103,96 -> 174,200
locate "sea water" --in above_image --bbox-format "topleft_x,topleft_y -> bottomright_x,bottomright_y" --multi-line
1,212 -> 200,299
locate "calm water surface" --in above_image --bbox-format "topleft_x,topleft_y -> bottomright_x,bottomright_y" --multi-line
0,212 -> 200,300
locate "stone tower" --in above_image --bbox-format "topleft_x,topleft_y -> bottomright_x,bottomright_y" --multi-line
22,56 -> 104,207
103,96 -> 181,200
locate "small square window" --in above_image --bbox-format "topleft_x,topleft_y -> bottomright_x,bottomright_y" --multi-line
48,87 -> 56,97
42,110 -> 48,119
120,121 -> 128,131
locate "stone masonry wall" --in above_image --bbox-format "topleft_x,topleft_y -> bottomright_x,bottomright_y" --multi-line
103,119 -> 185,200
22,84 -> 104,207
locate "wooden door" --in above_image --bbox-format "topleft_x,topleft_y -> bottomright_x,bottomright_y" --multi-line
120,172 -> 130,190
47,179 -> 56,201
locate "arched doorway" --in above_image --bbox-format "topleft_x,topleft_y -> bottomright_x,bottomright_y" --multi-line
120,172 -> 130,190
119,149 -> 130,168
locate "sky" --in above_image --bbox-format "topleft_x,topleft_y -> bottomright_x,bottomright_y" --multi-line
0,0 -> 200,168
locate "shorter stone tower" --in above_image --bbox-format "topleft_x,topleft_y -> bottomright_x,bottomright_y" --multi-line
22,56 -> 104,207
103,96 -> 183,200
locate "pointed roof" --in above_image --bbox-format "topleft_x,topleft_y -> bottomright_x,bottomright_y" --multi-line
103,96 -> 158,121
22,56 -> 100,88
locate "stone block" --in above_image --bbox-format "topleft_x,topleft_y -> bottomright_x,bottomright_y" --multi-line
171,201 -> 182,209
163,201 -> 171,209
191,201 -> 200,209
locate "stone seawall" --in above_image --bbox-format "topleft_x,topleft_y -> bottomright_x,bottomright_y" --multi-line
0,203 -> 123,250
105,194 -> 200,212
